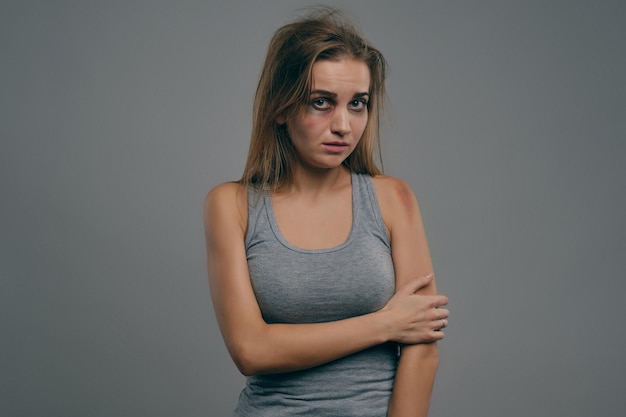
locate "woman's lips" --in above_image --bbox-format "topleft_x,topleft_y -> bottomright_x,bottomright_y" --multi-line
322,142 -> 349,153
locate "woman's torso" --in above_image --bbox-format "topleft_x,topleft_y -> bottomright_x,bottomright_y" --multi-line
236,172 -> 397,417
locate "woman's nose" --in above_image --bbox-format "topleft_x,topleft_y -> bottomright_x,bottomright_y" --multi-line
330,109 -> 351,136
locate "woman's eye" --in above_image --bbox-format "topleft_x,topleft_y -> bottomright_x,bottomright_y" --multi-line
312,98 -> 330,110
350,99 -> 368,111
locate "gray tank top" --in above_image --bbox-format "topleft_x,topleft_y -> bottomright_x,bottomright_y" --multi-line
235,172 -> 398,417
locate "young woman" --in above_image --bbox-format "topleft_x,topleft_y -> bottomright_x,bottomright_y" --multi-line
204,9 -> 449,417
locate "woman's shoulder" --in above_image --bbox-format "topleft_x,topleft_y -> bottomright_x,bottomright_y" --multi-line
205,181 -> 247,206
206,180 -> 246,198
204,181 -> 248,231
370,175 -> 421,228
371,175 -> 418,206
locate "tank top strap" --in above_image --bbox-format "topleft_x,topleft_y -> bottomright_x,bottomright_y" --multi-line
351,172 -> 391,249
245,184 -> 267,250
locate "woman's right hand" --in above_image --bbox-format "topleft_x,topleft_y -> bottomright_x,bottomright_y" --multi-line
380,273 -> 449,344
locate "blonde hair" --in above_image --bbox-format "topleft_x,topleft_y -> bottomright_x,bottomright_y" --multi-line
240,8 -> 387,190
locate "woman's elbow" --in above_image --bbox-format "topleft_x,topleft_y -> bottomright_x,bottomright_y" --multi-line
235,361 -> 257,377
230,342 -> 267,376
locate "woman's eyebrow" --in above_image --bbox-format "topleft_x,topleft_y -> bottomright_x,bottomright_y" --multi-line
310,89 -> 370,98
310,89 -> 337,97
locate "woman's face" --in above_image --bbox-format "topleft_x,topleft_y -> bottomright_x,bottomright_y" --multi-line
286,58 -> 370,171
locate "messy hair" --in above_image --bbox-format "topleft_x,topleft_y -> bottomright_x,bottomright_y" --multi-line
240,7 -> 387,190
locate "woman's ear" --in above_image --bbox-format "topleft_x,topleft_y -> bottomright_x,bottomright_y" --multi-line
276,115 -> 286,125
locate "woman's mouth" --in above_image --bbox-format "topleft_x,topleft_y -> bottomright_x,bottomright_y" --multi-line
322,142 -> 349,153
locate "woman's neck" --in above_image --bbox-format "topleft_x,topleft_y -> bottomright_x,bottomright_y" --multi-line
281,165 -> 351,197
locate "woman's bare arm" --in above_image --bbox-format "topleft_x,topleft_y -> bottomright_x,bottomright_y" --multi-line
373,176 -> 447,417
205,182 -> 446,376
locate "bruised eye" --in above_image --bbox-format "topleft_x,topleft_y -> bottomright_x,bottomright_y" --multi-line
311,98 -> 331,110
350,99 -> 368,112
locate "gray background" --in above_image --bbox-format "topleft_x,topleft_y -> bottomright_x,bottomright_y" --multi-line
2,1 -> 624,416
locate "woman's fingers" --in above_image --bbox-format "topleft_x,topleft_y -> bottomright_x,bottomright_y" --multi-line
398,273 -> 434,295
429,307 -> 450,320
432,318 -> 448,330
403,300 -> 450,342
428,295 -> 449,308
382,275 -> 451,344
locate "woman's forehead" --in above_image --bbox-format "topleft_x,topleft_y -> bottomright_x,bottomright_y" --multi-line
311,59 -> 371,94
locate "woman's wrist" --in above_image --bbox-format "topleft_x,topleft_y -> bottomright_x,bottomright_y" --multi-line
368,309 -> 394,345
